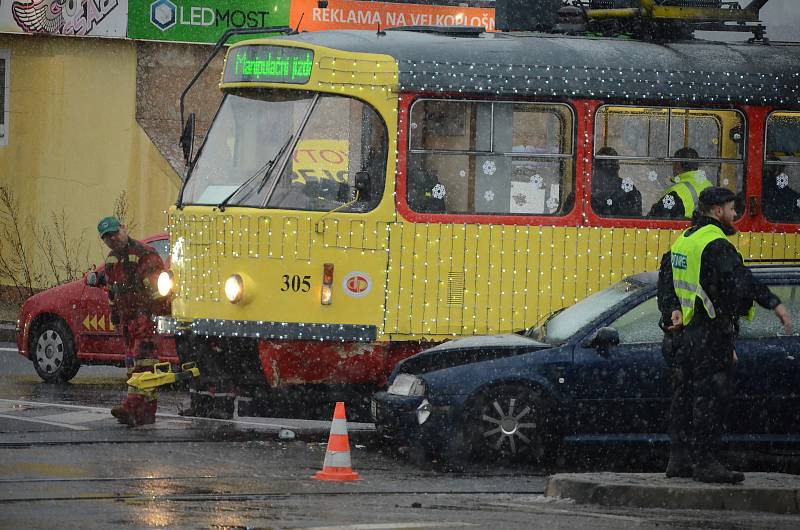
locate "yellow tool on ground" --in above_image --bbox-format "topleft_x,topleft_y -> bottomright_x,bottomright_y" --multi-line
126,362 -> 200,391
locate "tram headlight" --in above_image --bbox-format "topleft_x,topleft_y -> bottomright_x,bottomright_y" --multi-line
157,270 -> 174,297
224,274 -> 244,303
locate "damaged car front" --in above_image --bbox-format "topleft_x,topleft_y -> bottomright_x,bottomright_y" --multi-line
371,332 -> 566,461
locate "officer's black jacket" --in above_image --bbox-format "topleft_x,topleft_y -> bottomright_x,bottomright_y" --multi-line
657,216 -> 781,332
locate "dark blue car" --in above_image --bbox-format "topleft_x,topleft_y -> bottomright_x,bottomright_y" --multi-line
372,267 -> 800,463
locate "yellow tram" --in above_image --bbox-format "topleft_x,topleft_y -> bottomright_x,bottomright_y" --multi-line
160,1 -> 800,405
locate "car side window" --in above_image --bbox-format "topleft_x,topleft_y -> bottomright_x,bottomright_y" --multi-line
608,297 -> 664,344
738,285 -> 800,339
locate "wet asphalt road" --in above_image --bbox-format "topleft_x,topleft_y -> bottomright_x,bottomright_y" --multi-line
2,343 -> 800,529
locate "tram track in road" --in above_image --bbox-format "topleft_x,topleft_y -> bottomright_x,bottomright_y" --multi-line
0,490 -> 547,505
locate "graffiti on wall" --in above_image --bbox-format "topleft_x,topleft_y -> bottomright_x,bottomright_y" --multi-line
2,0 -> 127,36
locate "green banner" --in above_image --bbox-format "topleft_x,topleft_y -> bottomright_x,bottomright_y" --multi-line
128,0 -> 291,43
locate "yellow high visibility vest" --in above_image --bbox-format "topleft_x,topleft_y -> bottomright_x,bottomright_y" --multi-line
670,223 -> 755,326
662,170 -> 712,219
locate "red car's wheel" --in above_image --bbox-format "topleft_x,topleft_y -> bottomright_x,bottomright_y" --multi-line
31,319 -> 80,383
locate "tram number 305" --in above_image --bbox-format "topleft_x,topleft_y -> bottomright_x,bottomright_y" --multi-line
281,274 -> 311,293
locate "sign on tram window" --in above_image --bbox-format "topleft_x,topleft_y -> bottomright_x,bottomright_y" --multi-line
763,111 -> 800,224
224,45 -> 314,84
407,100 -> 575,217
592,106 -> 745,221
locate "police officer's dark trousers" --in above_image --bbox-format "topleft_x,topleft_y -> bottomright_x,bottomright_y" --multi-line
669,319 -> 734,463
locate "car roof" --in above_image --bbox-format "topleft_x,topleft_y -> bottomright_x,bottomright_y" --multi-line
628,265 -> 800,287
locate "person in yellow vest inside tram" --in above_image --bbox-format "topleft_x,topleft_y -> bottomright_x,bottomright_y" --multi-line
657,187 -> 792,483
648,147 -> 712,219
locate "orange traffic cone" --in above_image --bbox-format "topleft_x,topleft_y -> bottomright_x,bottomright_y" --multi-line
313,401 -> 360,481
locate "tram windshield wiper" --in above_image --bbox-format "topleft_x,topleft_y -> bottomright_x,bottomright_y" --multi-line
216,133 -> 294,211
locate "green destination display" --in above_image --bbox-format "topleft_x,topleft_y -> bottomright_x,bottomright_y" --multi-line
224,46 -> 314,84
127,0 -> 291,44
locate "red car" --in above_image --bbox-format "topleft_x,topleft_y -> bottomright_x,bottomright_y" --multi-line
15,233 -> 177,383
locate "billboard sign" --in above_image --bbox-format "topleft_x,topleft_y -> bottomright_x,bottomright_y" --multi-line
290,0 -> 496,32
0,0 -> 128,37
128,0 -> 291,43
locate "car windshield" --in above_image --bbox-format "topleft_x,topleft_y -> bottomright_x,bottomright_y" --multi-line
529,279 -> 646,345
180,89 -> 387,212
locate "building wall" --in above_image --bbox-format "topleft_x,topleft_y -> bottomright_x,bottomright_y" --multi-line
0,34 -> 181,280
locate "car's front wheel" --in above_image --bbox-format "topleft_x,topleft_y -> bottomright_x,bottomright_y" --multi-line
31,320 -> 80,383
464,384 -> 554,463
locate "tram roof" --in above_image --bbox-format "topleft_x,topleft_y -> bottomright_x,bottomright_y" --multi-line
275,29 -> 800,107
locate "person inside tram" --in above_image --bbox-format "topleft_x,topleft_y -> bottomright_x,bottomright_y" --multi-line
591,146 -> 642,217
407,157 -> 446,213
647,147 -> 712,220
762,154 -> 800,223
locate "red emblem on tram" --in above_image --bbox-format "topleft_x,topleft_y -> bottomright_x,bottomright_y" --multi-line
342,272 -> 372,298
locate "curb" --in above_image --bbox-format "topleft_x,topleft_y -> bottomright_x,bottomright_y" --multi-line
546,473 -> 800,514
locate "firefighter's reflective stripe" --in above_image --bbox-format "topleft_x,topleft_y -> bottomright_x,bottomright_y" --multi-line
128,254 -> 140,263
673,279 -> 717,319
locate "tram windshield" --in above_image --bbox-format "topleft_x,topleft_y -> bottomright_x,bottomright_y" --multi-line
181,90 -> 387,212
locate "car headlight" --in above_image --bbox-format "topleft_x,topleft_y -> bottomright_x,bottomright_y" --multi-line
224,274 -> 244,303
157,270 -> 174,297
387,373 -> 427,396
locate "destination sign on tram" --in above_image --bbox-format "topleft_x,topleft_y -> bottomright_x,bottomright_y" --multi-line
224,45 -> 314,84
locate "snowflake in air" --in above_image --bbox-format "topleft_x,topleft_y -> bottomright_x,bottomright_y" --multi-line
432,184 -> 446,199
621,177 -> 634,193
546,196 -> 559,210
482,160 -> 496,176
530,174 -> 543,188
648,170 -> 658,182
777,173 -> 789,189
606,198 -> 613,206
459,169 -> 466,177
796,197 -> 800,209
512,194 -> 528,207
662,195 -> 676,210
484,190 -> 495,202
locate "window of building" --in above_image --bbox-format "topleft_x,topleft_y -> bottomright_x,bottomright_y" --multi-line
0,49 -> 9,147
592,106 -> 745,220
407,100 -> 574,216
763,112 -> 800,224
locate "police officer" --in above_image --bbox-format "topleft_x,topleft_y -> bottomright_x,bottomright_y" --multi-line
648,147 -> 712,219
88,217 -> 167,426
658,187 -> 792,483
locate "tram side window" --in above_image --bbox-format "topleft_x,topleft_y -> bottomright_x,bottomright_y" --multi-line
592,106 -> 745,220
763,112 -> 800,224
407,100 -> 574,216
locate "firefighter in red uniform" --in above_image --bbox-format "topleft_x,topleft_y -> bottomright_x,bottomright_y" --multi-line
88,217 -> 167,426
